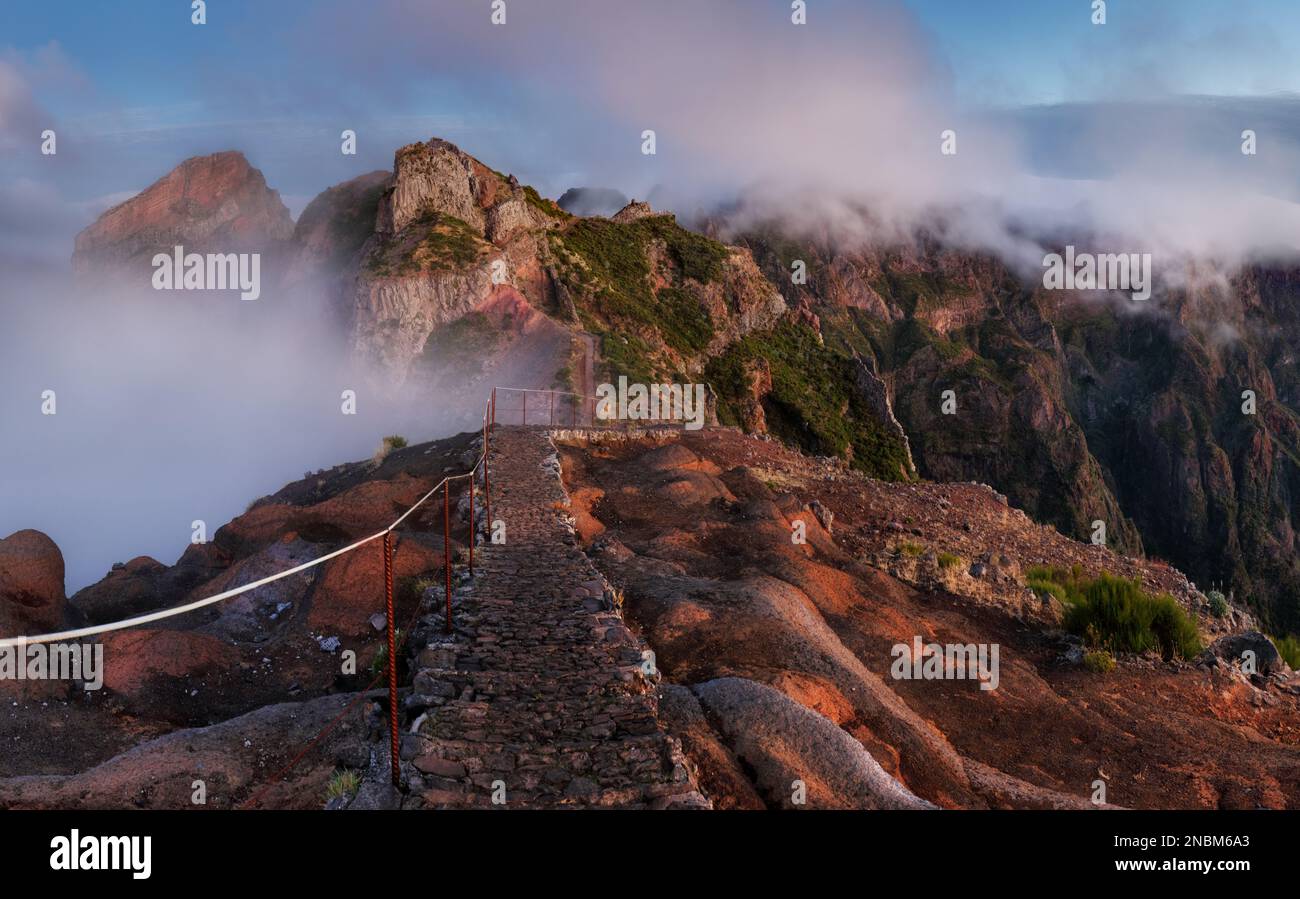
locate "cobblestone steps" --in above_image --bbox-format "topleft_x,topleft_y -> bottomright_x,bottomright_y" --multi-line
397,427 -> 709,809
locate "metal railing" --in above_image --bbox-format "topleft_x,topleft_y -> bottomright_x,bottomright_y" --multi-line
489,385 -> 700,429
1,394 -> 498,792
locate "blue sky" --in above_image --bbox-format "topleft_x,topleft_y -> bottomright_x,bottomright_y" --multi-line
2,0 -> 1299,240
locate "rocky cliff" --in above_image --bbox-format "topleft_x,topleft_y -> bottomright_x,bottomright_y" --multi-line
730,225 -> 1300,638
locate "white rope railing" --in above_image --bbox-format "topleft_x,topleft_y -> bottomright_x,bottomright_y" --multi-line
0,407 -> 491,649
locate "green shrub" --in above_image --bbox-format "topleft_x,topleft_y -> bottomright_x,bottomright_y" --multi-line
899,541 -> 925,558
523,185 -> 570,220
383,435 -> 408,450
1083,650 -> 1116,674
1275,634 -> 1300,670
1058,573 -> 1202,661
1026,577 -> 1068,604
1025,565 -> 1087,603
1207,590 -> 1229,618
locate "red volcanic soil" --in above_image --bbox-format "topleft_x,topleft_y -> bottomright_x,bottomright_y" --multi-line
0,431 -> 479,807
556,428 -> 1300,810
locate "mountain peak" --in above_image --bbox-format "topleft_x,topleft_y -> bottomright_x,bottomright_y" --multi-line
72,150 -> 294,278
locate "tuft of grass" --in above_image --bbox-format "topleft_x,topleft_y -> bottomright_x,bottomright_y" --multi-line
326,768 -> 361,802
1082,650 -> 1116,674
1024,565 -> 1088,605
937,551 -> 963,570
370,628 -> 404,678
899,540 -> 925,558
1027,577 -> 1068,604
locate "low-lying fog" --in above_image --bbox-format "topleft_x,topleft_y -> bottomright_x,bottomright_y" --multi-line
0,272 -> 461,595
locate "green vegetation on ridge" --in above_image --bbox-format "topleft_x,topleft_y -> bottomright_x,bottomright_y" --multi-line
1027,566 -> 1202,661
549,214 -> 729,380
705,322 -> 914,481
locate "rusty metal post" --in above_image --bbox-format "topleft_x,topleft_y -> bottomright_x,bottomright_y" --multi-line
443,482 -> 452,634
383,531 -> 399,787
468,474 -> 474,576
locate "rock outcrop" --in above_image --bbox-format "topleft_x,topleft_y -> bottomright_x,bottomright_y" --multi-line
692,676 -> 935,809
286,169 -> 390,285
0,529 -> 66,636
347,139 -> 560,382
611,199 -> 655,224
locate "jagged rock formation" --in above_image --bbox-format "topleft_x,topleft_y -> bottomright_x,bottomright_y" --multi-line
72,151 -> 294,280
346,139 -> 564,382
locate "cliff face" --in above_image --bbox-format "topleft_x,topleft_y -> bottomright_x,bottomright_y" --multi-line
346,139 -> 559,382
335,138 -> 797,401
733,226 -> 1300,635
72,151 -> 294,279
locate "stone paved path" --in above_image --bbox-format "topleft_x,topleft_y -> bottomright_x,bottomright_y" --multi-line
398,426 -> 709,808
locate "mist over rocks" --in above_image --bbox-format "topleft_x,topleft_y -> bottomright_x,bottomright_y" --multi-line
285,169 -> 391,285
557,187 -> 628,218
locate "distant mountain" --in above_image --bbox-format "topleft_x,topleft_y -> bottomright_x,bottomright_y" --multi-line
71,151 -> 294,279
